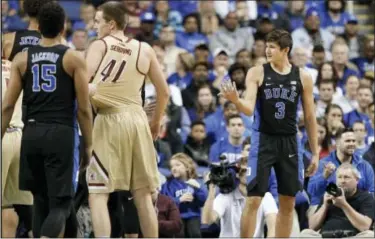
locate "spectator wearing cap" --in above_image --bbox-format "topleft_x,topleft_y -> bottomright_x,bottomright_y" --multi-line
351,36 -> 375,78
182,62 -> 219,110
209,49 -> 230,89
209,11 -> 254,64
338,14 -> 366,59
175,13 -> 209,53
135,12 -> 158,45
320,0 -> 352,36
159,25 -> 187,77
291,7 -> 335,62
153,1 -> 183,38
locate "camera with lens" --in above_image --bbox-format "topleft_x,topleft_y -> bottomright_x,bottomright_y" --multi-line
326,182 -> 342,197
208,155 -> 240,194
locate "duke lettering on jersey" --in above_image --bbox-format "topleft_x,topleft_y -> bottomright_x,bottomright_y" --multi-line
252,63 -> 302,135
263,88 -> 298,102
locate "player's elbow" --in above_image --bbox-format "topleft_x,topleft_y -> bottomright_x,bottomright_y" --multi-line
157,87 -> 170,101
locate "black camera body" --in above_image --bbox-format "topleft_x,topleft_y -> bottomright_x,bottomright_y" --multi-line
208,155 -> 240,194
326,182 -> 342,197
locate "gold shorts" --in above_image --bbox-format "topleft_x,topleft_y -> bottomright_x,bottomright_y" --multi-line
87,106 -> 160,194
2,128 -> 33,207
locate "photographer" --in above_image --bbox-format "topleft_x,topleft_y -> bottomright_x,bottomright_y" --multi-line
201,153 -> 278,237
301,163 -> 374,238
307,128 -> 375,207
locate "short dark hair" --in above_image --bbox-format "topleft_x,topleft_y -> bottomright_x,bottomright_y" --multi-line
183,13 -> 199,26
317,79 -> 336,89
191,121 -> 206,128
38,2 -> 66,38
335,127 -> 354,140
265,29 -> 293,54
228,62 -> 247,78
98,1 -> 127,30
23,0 -> 53,18
313,45 -> 325,53
192,61 -> 209,71
226,114 -> 243,126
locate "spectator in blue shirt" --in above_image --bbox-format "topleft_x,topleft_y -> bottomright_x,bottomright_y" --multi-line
71,3 -> 96,38
168,0 -> 198,18
176,13 -> 209,53
188,84 -> 218,122
351,36 -> 375,77
331,40 -> 360,89
209,114 -> 245,164
1,1 -> 27,33
167,52 -> 195,90
204,101 -> 252,144
365,102 -> 374,145
161,153 -> 207,238
343,86 -> 373,131
135,12 -> 158,46
307,128 -> 374,206
353,121 -> 371,156
320,0 -> 351,36
152,1 -> 183,38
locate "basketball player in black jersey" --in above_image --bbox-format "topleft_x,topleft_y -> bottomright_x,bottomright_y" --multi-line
1,2 -> 93,238
2,0 -> 53,60
220,29 -> 319,238
2,0 -> 52,237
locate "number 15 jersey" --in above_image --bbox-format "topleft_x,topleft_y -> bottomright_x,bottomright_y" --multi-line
90,36 -> 146,110
252,63 -> 303,135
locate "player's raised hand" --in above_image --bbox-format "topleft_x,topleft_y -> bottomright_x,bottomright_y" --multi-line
219,81 -> 240,104
306,154 -> 319,177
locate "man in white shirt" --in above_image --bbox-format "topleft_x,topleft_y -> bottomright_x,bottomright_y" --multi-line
201,157 -> 278,237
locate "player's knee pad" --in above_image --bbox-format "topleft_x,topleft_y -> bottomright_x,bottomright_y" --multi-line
40,208 -> 67,238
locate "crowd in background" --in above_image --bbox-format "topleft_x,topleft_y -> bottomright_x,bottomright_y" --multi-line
2,0 -> 375,238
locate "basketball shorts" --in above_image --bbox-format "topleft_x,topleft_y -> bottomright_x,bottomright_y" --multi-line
87,105 -> 160,193
19,121 -> 75,206
247,131 -> 302,197
2,128 -> 33,207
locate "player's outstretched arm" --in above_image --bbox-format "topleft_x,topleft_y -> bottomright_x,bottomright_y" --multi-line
145,43 -> 170,140
219,66 -> 261,116
65,50 -> 93,168
1,52 -> 25,138
301,69 -> 319,176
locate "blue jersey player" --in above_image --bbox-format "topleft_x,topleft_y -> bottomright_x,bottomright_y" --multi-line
220,29 -> 319,238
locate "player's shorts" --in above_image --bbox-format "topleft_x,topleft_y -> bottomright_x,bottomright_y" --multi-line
247,131 -> 302,197
19,121 -> 75,206
87,105 -> 160,193
2,127 -> 33,207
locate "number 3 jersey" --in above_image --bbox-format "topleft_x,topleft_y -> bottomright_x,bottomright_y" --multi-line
252,63 -> 302,135
22,45 -> 76,127
90,36 -> 146,110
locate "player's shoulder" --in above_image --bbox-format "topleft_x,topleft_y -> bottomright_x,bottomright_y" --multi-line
87,37 -> 107,51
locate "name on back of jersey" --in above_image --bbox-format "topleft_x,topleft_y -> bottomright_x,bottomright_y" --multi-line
31,52 -> 60,63
20,36 -> 40,46
110,45 -> 132,56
